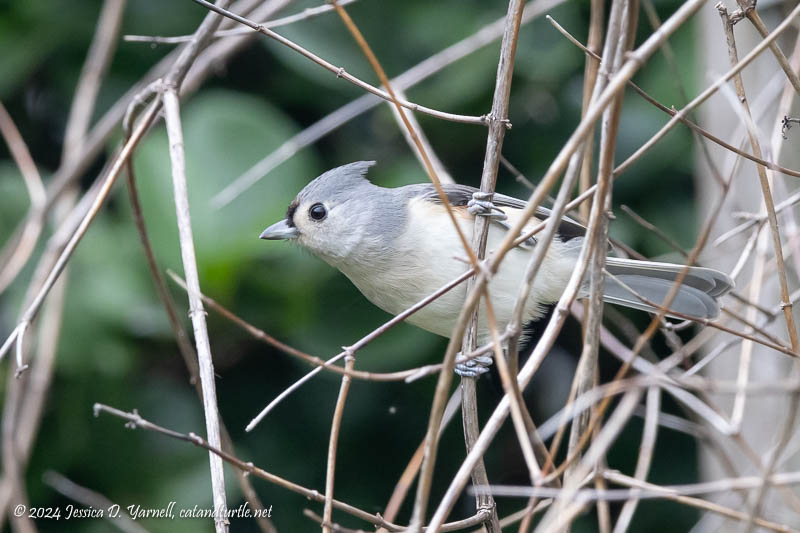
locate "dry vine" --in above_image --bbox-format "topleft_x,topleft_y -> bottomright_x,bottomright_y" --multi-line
1,0 -> 800,531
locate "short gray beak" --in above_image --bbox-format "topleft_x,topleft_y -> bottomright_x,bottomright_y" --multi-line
259,219 -> 299,240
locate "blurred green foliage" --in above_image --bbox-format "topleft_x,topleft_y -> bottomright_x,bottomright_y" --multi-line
0,0 -> 703,531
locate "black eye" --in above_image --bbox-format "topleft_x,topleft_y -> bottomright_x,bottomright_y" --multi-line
309,203 -> 327,221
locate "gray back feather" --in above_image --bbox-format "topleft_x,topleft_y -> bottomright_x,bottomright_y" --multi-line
401,182 -> 587,241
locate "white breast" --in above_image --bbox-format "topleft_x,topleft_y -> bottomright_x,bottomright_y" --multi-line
337,197 -> 580,344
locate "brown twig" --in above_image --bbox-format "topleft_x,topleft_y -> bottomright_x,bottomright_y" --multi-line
576,0 -> 604,224
738,0 -> 800,97
323,355 -> 355,533
613,1 -> 800,178
124,0 -> 359,44
0,2 -> 312,276
326,0 -> 479,267
303,3 -> 506,531
92,404 -> 489,532
486,0 -> 707,276
239,269 -> 474,430
600,271 -> 796,357
0,98 -> 160,368
211,0 -> 568,208
378,390 -> 463,531
168,269 -> 453,381
717,5 -> 800,529
640,0 -> 727,187
538,391 -> 644,532
546,14 -> 800,181
389,87 -> 454,184
484,291 -> 545,483
489,468 -> 800,524
0,4 -> 127,525
514,153 -> 588,533
0,102 -> 46,295
717,2 -> 799,353
125,132 -> 273,531
447,0 -> 526,530
604,471 -> 799,533
427,2 -> 732,525
546,123 -> 742,515
564,0 -> 632,503
189,0 -> 488,128
500,155 -> 536,190
596,306 -> 800,516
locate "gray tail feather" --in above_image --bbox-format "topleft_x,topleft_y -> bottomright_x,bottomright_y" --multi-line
600,258 -> 734,319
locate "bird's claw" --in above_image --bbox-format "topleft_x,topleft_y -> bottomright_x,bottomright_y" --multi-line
455,354 -> 493,378
468,191 -> 536,249
468,192 -> 507,220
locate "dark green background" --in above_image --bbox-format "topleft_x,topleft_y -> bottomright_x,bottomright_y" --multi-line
0,0 -> 703,530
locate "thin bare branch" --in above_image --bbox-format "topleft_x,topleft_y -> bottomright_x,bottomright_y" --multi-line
163,89 -> 228,531
0,102 -> 46,294
614,1 -> 800,177
739,1 -> 800,97
323,355 -> 355,533
379,390 -> 463,531
62,0 -> 126,161
538,390 -> 643,532
444,0 -> 526,530
546,14 -> 800,181
390,87 -> 454,184
127,160 -> 273,531
0,3 -> 126,522
717,2 -> 799,353
239,269 -> 474,430
124,0 -> 359,44
606,471 -> 798,533
602,271 -> 797,358
211,0 -> 568,208
0,98 -> 161,366
612,387 -> 660,533
92,404 -> 489,532
190,0 -> 488,128
43,471 -> 148,533
565,0 -> 632,502
491,467 -> 800,504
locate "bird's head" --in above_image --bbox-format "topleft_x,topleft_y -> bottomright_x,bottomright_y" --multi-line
260,161 -> 402,266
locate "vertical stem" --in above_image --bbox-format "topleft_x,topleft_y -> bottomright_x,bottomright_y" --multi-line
716,6 -> 800,531
163,90 -> 228,533
459,1 -> 525,531
738,0 -> 800,97
716,3 -> 799,353
428,1 -> 709,528
612,386 -> 660,532
323,355 -> 355,533
563,3 -> 633,518
578,0 -> 604,222
125,161 -> 275,532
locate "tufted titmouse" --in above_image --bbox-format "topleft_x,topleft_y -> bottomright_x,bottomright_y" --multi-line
260,161 -> 733,374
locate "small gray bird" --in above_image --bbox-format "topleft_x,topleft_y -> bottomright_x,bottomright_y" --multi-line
260,161 -> 733,374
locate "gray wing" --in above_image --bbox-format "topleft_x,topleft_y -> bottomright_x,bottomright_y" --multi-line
603,257 -> 734,318
406,182 -> 586,242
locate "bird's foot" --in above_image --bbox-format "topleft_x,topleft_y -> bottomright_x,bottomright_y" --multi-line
468,191 -> 507,220
455,354 -> 493,378
467,191 -> 536,249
